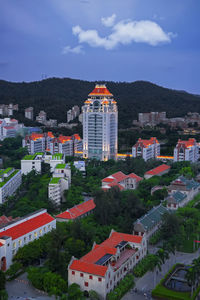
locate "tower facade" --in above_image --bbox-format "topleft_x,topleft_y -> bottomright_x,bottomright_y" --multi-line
83,84 -> 118,161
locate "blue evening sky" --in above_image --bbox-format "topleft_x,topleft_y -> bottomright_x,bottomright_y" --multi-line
0,0 -> 199,94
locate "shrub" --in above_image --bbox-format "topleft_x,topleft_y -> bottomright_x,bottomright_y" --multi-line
107,274 -> 134,300
133,254 -> 158,277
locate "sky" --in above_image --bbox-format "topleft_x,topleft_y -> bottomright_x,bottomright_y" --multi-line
0,0 -> 200,94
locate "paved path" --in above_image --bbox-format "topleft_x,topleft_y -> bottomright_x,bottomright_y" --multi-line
122,248 -> 200,300
6,272 -> 55,300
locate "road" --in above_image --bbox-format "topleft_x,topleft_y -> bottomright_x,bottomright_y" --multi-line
122,247 -> 200,300
6,272 -> 55,300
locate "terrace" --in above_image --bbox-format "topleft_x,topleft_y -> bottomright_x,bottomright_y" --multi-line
113,249 -> 136,270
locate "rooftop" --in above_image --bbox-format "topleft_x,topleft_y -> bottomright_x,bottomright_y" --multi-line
50,177 -> 61,184
56,198 -> 95,220
0,211 -> 54,240
0,169 -> 19,188
145,164 -> 171,176
88,84 -> 113,97
69,231 -> 142,277
55,163 -> 66,169
52,153 -> 63,160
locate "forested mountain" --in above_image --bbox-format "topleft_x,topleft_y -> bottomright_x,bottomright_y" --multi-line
0,78 -> 200,128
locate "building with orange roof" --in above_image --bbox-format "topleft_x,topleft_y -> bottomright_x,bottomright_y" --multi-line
174,138 -> 199,162
0,209 -> 56,271
132,137 -> 160,161
23,132 -> 82,156
102,171 -> 142,191
68,230 -> 146,299
144,164 -> 171,179
82,84 -> 118,161
56,198 -> 95,221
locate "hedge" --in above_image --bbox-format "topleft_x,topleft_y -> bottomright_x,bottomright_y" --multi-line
107,274 -> 134,300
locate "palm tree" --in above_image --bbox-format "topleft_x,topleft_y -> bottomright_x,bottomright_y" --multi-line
186,267 -> 197,296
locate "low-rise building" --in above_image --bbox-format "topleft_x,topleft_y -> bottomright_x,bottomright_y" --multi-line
56,198 -> 95,222
173,138 -> 199,162
132,137 -> 160,161
21,153 -> 65,175
102,171 -> 142,191
166,191 -> 188,210
0,209 -> 56,271
144,164 -> 171,179
0,118 -> 24,140
48,163 -> 71,206
0,168 -> 22,204
0,104 -> 18,117
167,176 -> 200,208
68,230 -> 147,299
133,205 -> 169,240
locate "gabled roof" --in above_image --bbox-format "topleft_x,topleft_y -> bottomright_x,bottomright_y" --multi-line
145,164 -> 170,176
166,191 -> 187,204
88,84 -> 113,96
135,137 -> 159,148
134,205 -> 168,231
128,173 -> 143,183
70,260 -> 107,277
56,199 -> 95,220
0,212 -> 54,240
69,231 -> 142,276
176,138 -> 196,149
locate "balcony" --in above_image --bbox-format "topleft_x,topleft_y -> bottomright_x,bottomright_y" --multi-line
111,249 -> 136,271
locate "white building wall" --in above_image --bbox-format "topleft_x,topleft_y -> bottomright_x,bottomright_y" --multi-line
21,160 -> 42,175
0,171 -> 22,204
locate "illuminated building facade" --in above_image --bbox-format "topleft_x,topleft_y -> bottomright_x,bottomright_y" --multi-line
83,85 -> 118,161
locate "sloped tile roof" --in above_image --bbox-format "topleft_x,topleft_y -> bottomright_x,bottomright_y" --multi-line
56,199 -> 95,220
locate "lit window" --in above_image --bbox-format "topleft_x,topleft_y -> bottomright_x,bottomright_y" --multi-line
13,242 -> 16,248
39,229 -> 42,235
18,240 -> 22,246
34,232 -> 37,238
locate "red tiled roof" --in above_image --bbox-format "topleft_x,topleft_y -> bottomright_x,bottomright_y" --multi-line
177,138 -> 196,148
111,171 -> 128,182
0,242 -> 4,247
128,173 -> 143,183
0,215 -> 16,226
69,231 -> 142,276
89,85 -> 113,96
47,131 -> 54,138
0,212 -> 55,240
58,135 -> 72,144
136,137 -> 159,148
56,199 -> 95,220
102,177 -> 115,183
101,232 -> 143,248
81,244 -> 117,264
145,164 -> 171,176
73,134 -> 81,140
70,260 -> 107,276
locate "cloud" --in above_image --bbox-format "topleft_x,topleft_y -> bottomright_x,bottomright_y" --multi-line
72,16 -> 175,50
62,45 -> 84,54
101,14 -> 116,27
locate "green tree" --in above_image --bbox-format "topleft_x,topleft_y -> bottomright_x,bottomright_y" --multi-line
0,270 -> 6,290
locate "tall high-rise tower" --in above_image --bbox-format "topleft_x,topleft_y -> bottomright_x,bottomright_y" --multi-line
82,84 -> 118,161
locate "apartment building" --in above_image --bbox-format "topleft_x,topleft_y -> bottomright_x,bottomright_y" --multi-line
0,209 -> 56,271
68,230 -> 147,299
0,118 -> 24,140
0,104 -> 18,117
21,153 -> 65,175
49,136 -> 73,156
67,105 -> 80,123
174,138 -> 199,162
138,112 -> 167,126
48,163 -> 71,206
0,168 -> 22,204
36,111 -> 47,124
132,137 -> 160,161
